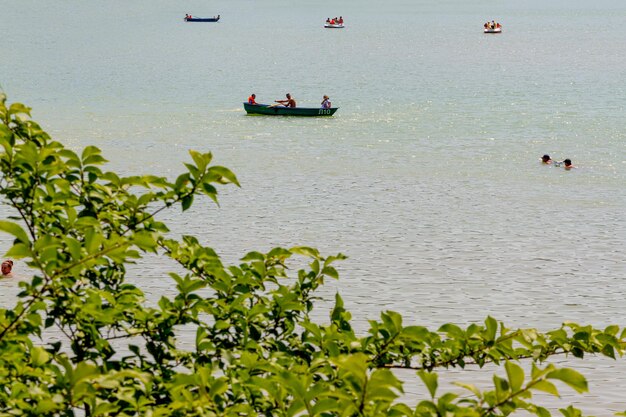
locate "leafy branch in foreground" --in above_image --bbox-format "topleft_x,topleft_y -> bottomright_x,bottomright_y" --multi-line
1,94 -> 625,416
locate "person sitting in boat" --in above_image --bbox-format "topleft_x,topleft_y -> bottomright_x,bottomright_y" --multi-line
496,22 -> 501,28
248,93 -> 257,105
541,154 -> 552,164
326,18 -> 331,23
321,95 -> 331,109
273,93 -> 296,108
338,16 -> 344,25
484,22 -> 489,29
329,18 -> 335,24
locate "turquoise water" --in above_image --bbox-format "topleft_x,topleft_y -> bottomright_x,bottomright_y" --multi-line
1,0 -> 626,412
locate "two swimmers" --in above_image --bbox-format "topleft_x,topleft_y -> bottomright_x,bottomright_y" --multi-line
542,154 -> 575,170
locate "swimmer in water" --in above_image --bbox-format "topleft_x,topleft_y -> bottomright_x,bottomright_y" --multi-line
1,260 -> 13,276
541,154 -> 552,164
563,159 -> 575,170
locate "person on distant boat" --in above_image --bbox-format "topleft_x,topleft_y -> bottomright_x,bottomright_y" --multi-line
273,93 -> 296,108
496,22 -> 501,28
541,154 -> 552,164
1,260 -> 13,276
326,18 -> 331,23
338,16 -> 344,25
248,94 -> 257,105
563,159 -> 575,170
484,22 -> 489,29
321,95 -> 331,109
329,18 -> 335,24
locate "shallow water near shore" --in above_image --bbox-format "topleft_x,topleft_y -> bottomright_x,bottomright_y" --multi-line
1,0 -> 625,412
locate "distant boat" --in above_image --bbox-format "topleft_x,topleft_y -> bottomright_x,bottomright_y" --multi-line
484,27 -> 502,33
324,23 -> 344,29
243,103 -> 338,117
185,15 -> 220,22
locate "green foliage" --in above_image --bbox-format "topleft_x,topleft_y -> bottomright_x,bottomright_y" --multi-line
1,93 -> 626,415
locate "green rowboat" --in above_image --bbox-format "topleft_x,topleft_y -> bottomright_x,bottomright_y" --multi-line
243,103 -> 338,117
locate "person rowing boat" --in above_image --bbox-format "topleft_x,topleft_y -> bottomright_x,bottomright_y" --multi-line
270,93 -> 296,108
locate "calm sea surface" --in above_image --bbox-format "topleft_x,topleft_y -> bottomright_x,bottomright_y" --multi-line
1,0 -> 625,412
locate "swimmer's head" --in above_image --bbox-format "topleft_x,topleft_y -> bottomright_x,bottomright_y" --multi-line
542,154 -> 551,163
1,260 -> 13,275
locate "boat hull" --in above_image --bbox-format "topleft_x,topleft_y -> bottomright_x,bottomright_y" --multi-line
243,103 -> 338,117
484,28 -> 502,33
324,24 -> 344,28
185,17 -> 220,22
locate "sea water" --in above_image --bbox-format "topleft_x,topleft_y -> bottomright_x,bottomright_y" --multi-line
1,0 -> 625,412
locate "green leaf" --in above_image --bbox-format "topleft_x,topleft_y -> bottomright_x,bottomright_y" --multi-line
35,400 -> 60,414
493,374 -> 510,401
189,150 -> 209,171
485,315 -> 498,341
535,406 -> 551,417
81,145 -> 101,160
559,405 -> 584,417
531,380 -> 560,396
241,251 -> 265,262
504,361 -> 524,392
601,343 -> 616,359
30,346 -> 50,366
290,246 -> 320,259
438,323 -> 464,339
208,165 -> 240,186
417,370 -> 438,399
9,102 -> 31,116
181,195 -> 194,211
5,242 -> 32,258
209,378 -> 228,397
83,154 -> 107,165
0,220 -> 31,244
312,398 -> 338,415
201,182 -> 219,204
604,325 -> 619,336
71,362 -> 99,387
547,368 -> 588,393
321,265 -> 339,279
133,231 -> 158,252
453,382 -> 482,398
267,247 -> 292,258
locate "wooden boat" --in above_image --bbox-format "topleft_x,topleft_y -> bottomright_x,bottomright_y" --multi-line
324,23 -> 344,28
484,27 -> 502,33
243,103 -> 338,117
185,16 -> 220,22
